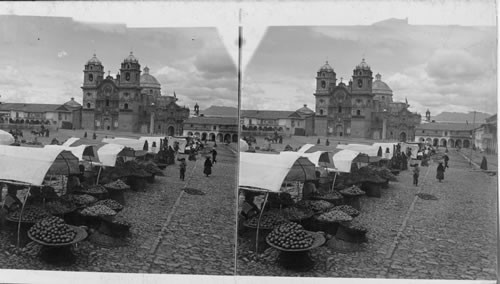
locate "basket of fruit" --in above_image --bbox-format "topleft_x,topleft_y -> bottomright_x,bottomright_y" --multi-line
103,179 -> 130,191
266,222 -> 325,251
339,185 -> 365,197
94,199 -> 124,212
60,194 -> 97,208
76,185 -> 109,200
332,205 -> 360,217
6,206 -> 51,224
296,200 -> 334,213
44,200 -> 77,216
28,216 -> 87,246
281,207 -> 314,222
310,190 -> 344,205
309,209 -> 353,235
79,204 -> 117,217
244,211 -> 287,229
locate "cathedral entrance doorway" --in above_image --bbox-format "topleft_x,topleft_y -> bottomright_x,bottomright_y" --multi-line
335,125 -> 343,137
103,117 -> 111,131
167,126 -> 175,137
399,132 -> 407,142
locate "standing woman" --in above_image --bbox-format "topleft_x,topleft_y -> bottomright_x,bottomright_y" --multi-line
436,162 -> 445,182
204,157 -> 213,177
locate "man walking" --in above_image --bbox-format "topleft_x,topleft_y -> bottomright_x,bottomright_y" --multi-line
212,148 -> 218,164
443,154 -> 449,168
413,164 -> 420,186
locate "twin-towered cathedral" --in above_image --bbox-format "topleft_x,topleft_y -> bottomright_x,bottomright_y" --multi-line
81,52 -> 190,135
313,59 -> 421,141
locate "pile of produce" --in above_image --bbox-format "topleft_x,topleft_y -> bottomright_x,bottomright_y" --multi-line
245,211 -> 287,228
296,200 -> 334,213
95,199 -> 124,211
139,161 -> 164,176
339,185 -> 366,197
61,194 -> 97,207
28,216 -> 76,244
281,207 -> 314,221
79,185 -> 108,195
341,220 -> 368,233
8,206 -> 50,223
333,205 -> 360,217
366,165 -> 397,181
316,209 -> 353,222
266,222 -> 314,250
266,192 -> 295,208
80,204 -> 116,217
311,190 -> 343,200
45,200 -> 76,215
103,179 -> 130,191
120,161 -> 151,178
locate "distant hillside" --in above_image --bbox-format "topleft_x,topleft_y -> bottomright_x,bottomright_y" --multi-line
433,111 -> 492,124
201,105 -> 238,117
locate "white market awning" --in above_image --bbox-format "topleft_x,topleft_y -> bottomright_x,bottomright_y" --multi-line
0,130 -> 15,145
239,152 -> 315,192
44,144 -> 99,162
0,145 -> 79,186
139,136 -> 163,153
239,139 -> 249,152
102,137 -> 146,151
97,143 -> 126,167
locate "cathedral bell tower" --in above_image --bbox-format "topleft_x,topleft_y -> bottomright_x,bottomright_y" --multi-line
83,54 -> 104,87
315,61 -> 336,94
351,58 -> 373,94
119,52 -> 141,86
426,109 -> 431,122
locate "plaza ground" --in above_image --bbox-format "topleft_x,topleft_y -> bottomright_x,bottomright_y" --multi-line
237,135 -> 497,279
0,128 -> 236,274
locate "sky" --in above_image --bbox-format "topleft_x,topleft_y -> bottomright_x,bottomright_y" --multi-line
242,19 -> 497,116
0,15 -> 237,110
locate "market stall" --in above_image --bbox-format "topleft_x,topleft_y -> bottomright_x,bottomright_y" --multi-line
0,129 -> 15,145
102,137 -> 147,151
139,136 -> 163,154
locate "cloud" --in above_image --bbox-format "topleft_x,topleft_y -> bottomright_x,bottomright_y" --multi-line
426,49 -> 485,84
57,50 -> 68,58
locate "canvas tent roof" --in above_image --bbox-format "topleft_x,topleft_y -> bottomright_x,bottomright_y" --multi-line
44,145 -> 99,162
239,139 -> 249,152
0,145 -> 79,186
239,152 -> 316,192
280,150 -> 331,167
97,143 -> 126,167
337,143 -> 380,157
0,130 -> 15,145
332,149 -> 367,173
102,137 -> 146,151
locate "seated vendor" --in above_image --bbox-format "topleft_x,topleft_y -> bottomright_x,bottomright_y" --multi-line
3,187 -> 22,213
240,191 -> 259,220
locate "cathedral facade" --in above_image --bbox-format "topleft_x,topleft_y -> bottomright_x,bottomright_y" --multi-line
81,52 -> 189,135
313,59 -> 421,141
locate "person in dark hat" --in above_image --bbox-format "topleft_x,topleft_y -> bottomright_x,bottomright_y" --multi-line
436,162 -> 445,182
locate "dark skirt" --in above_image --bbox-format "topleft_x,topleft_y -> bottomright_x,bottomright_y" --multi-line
436,170 -> 444,180
204,167 -> 212,175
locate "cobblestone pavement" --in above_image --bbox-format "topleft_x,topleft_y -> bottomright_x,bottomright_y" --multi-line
237,149 -> 497,280
0,144 -> 236,275
148,145 -> 236,275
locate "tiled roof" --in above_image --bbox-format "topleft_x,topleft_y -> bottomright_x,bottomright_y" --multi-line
184,116 -> 238,125
241,110 -> 296,120
0,103 -> 69,113
416,122 -> 476,131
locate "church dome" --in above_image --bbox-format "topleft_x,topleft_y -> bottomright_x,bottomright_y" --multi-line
372,73 -> 393,95
124,51 -> 139,63
64,97 -> 82,108
296,104 -> 314,115
318,61 -> 334,72
87,54 -> 102,65
355,58 -> 371,70
140,66 -> 161,89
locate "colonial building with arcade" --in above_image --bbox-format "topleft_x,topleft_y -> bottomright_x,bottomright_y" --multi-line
313,59 -> 421,141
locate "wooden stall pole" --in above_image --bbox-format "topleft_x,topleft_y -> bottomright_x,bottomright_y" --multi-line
255,192 -> 269,253
17,186 -> 30,248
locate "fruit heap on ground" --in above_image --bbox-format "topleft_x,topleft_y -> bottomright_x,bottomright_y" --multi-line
316,209 -> 353,222
61,194 -> 97,207
121,161 -> 152,178
340,220 -> 368,233
138,161 -> 164,176
339,185 -> 366,197
8,206 -> 51,223
103,179 -> 130,191
280,207 -> 314,221
45,200 -> 76,215
82,185 -> 108,195
332,205 -> 360,217
28,216 -> 77,244
94,199 -> 123,211
296,200 -> 334,213
80,204 -> 116,217
245,210 -> 287,228
366,165 -> 397,181
345,167 -> 387,184
267,222 -> 314,250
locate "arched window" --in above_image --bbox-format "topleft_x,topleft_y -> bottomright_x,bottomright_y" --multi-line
338,106 -> 342,113
150,89 -> 153,94
87,103 -> 91,109
87,92 -> 91,97
356,109 -> 361,116
319,109 -> 324,115
106,99 -> 110,107
124,103 -> 129,110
